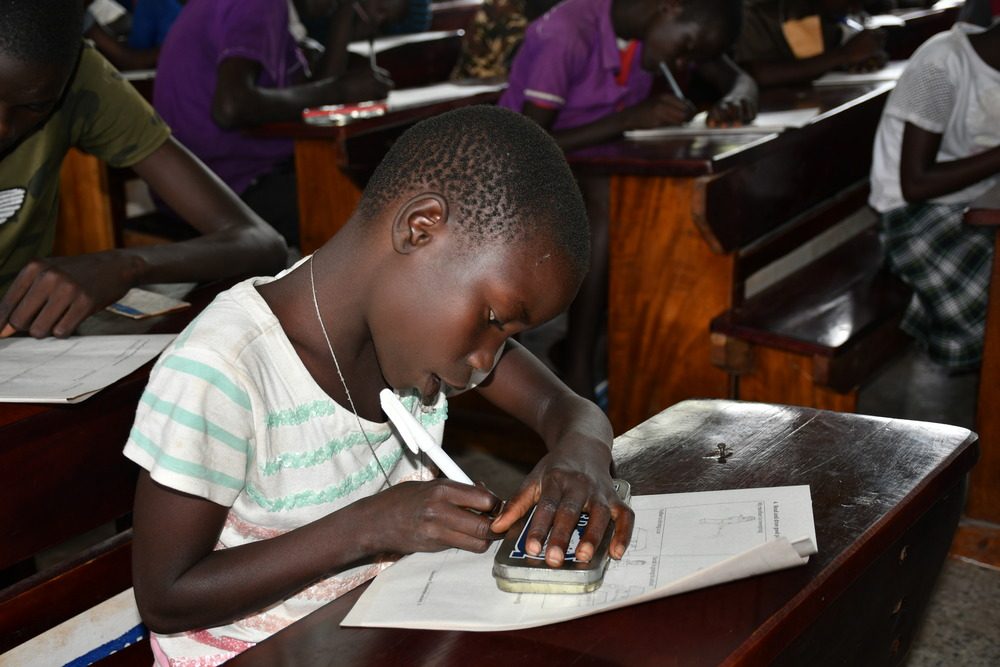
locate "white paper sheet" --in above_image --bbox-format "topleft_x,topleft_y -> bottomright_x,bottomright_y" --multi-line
387,82 -> 508,112
348,30 -> 463,56
0,334 -> 175,403
624,108 -> 820,140
812,60 -> 908,86
342,485 -> 817,631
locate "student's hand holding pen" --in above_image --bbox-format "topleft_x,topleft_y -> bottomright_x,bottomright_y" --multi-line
624,93 -> 696,129
836,29 -> 888,72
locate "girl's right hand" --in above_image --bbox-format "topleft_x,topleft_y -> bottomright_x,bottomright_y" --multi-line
625,94 -> 697,130
361,480 -> 503,555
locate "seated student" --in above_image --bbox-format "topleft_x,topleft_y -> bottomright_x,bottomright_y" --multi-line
450,0 -> 558,80
0,0 -> 287,339
84,0 -> 161,71
869,20 -> 1000,371
125,106 -> 634,665
127,0 -> 184,50
499,0 -> 757,400
154,0 -> 392,248
734,0 -> 889,87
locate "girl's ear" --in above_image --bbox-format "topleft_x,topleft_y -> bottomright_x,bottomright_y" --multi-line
391,194 -> 448,254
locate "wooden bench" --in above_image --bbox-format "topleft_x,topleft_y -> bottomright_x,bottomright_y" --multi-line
708,182 -> 912,412
430,0 -> 483,31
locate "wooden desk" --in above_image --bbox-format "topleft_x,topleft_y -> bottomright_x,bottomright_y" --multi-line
568,83 -> 893,432
228,399 -> 977,667
883,4 -> 963,60
963,186 -> 1000,526
0,281 -> 232,572
257,88 -> 502,253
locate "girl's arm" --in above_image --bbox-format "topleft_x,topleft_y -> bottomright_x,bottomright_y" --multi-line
476,340 -> 635,567
899,122 -> 1000,203
132,470 -> 500,633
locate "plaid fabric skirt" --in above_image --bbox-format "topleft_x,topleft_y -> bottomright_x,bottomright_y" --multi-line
881,202 -> 996,369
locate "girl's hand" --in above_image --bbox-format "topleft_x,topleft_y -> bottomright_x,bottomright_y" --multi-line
361,479 -> 503,555
490,443 -> 634,568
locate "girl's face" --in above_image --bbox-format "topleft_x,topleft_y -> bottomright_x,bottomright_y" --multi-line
0,52 -> 73,158
367,227 -> 581,403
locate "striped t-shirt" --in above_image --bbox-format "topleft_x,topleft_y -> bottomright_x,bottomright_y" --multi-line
123,270 -> 442,666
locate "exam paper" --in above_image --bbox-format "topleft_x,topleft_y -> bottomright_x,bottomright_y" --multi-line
0,334 -> 175,403
387,82 -> 508,112
812,60 -> 908,86
342,485 -> 817,631
347,30 -> 463,56
624,108 -> 820,140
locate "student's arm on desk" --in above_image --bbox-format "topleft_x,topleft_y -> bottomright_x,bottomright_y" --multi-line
84,23 -> 159,71
211,1 -> 391,128
742,29 -> 887,87
522,96 -> 695,153
695,56 -> 758,127
0,138 -> 287,339
475,340 -> 635,567
899,123 -> 1000,203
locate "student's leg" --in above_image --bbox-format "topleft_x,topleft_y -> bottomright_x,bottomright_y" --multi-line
241,159 -> 301,249
562,172 -> 610,402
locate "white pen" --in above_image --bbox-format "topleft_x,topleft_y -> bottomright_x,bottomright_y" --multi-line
379,388 -> 473,485
659,61 -> 685,101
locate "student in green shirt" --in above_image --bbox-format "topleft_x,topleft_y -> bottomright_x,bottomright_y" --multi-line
0,0 -> 287,339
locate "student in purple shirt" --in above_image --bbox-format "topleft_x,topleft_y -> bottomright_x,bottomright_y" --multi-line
500,0 -> 753,402
154,0 -> 391,247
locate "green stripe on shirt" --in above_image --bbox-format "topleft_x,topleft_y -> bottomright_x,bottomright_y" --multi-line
129,427 -> 245,491
266,399 -> 336,428
247,446 -> 404,511
260,429 -> 392,476
140,390 -> 250,453
162,355 -> 252,410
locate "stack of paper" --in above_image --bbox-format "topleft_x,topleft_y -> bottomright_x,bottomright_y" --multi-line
813,60 -> 908,86
387,81 -> 507,112
342,485 -> 817,631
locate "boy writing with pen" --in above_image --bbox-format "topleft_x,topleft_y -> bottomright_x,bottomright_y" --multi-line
499,0 -> 755,401
125,106 -> 634,666
153,0 -> 395,248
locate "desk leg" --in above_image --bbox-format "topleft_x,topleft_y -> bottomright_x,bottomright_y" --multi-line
968,235 -> 1000,523
294,139 -> 362,255
607,174 -> 732,433
55,148 -> 115,256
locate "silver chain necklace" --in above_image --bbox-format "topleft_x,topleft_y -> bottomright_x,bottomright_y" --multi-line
309,255 -> 392,489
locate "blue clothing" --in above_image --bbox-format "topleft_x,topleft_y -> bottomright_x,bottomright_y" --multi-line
128,0 -> 183,49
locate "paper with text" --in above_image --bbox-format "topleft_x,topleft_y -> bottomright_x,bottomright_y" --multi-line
342,485 -> 816,631
0,334 -> 175,403
624,108 -> 820,140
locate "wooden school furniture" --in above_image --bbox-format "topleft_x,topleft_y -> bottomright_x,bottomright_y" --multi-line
255,86 -> 503,254
568,82 -> 895,433
226,399 -> 978,667
961,186 -> 1000,530
429,0 -> 483,31
883,2 -> 964,60
0,280 -> 233,659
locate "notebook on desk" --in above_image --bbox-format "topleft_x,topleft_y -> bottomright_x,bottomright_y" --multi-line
624,107 -> 820,140
346,29 -> 464,56
812,60 -> 908,86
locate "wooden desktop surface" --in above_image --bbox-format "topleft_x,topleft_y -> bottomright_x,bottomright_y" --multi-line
228,399 -> 977,667
568,83 -> 893,432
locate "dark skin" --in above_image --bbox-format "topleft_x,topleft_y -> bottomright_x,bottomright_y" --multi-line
742,0 -> 888,87
0,50 -> 287,338
132,193 -> 634,633
523,0 -> 757,398
899,22 -> 1000,203
212,0 -> 395,129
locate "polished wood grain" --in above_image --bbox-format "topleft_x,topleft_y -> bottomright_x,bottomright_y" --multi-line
55,148 -> 116,256
573,83 -> 892,432
227,399 -> 977,667
963,188 -> 1000,524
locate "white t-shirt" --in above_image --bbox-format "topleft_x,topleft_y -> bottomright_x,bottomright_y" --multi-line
869,23 -> 1000,213
124,262 -> 441,665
